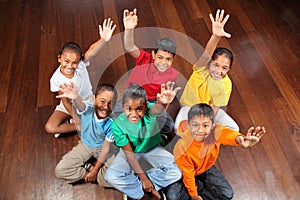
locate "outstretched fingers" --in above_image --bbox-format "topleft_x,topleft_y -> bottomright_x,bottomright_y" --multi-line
246,126 -> 266,139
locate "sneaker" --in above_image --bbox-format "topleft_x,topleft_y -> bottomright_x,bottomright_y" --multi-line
65,118 -> 74,124
54,133 -> 61,138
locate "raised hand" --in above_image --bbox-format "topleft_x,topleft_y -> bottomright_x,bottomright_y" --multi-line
157,82 -> 181,105
209,9 -> 231,38
56,82 -> 79,100
99,18 -> 116,42
123,8 -> 138,30
237,126 -> 266,147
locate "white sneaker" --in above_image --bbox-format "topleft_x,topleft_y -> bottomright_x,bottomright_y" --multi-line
54,133 -> 61,138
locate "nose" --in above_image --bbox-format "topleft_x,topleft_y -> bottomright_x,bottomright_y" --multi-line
130,109 -> 138,117
197,126 -> 205,133
102,104 -> 108,109
160,58 -> 167,65
66,62 -> 73,68
217,66 -> 223,75
102,102 -> 110,110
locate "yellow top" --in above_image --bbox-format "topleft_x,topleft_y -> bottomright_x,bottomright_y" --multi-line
180,65 -> 232,107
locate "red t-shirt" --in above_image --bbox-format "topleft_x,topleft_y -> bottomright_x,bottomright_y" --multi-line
125,49 -> 178,101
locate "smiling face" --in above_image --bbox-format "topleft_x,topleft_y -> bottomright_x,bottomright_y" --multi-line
94,90 -> 114,119
123,98 -> 147,124
152,50 -> 174,72
208,54 -> 231,80
58,50 -> 81,78
188,115 -> 213,142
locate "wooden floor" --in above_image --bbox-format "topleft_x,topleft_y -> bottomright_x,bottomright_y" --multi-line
1,0 -> 300,199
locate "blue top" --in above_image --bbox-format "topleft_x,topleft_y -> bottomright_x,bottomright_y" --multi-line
77,102 -> 114,148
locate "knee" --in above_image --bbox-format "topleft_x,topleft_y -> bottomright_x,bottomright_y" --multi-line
165,181 -> 189,200
45,122 -> 56,134
219,186 -> 234,199
55,163 -> 64,179
169,163 -> 182,179
234,124 -> 240,132
104,168 -> 113,183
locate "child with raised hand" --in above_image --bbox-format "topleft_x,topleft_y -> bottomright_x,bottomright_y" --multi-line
116,8 -> 179,143
45,18 -> 116,137
173,103 -> 266,200
104,82 -> 182,200
55,82 -> 118,187
175,9 -> 239,133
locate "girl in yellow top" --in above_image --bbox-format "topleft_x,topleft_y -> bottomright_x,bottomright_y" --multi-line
173,103 -> 266,199
175,9 -> 239,132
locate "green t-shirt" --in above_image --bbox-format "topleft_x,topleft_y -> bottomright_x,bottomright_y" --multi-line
112,103 -> 164,153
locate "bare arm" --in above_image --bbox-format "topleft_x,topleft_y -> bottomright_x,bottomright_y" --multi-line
151,82 -> 181,114
84,18 -> 117,61
236,126 -> 266,147
195,9 -> 231,68
123,8 -> 140,58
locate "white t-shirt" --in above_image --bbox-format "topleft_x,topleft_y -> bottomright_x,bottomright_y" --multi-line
50,60 -> 93,99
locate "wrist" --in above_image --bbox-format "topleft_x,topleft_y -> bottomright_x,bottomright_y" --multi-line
137,172 -> 147,180
99,38 -> 108,43
212,33 -> 222,38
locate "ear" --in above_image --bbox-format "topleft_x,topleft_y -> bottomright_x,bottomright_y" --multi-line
57,55 -> 61,63
212,122 -> 216,128
151,50 -> 156,59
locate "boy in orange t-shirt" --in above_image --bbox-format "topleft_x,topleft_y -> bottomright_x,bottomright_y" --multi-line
173,103 -> 266,200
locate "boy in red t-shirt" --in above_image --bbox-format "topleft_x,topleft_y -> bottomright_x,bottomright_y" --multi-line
115,8 -> 178,143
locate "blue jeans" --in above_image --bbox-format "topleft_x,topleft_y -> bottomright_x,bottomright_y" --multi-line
104,146 -> 182,199
165,166 -> 234,200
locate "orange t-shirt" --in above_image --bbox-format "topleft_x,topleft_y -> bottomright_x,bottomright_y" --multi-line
174,120 -> 242,196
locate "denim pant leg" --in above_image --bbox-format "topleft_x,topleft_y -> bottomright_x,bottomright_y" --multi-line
196,166 -> 234,200
143,146 -> 182,191
215,108 -> 239,132
163,179 -> 190,200
104,149 -> 144,199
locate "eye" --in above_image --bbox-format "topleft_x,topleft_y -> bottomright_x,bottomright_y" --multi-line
190,123 -> 198,129
222,66 -> 229,71
101,101 -> 106,105
136,106 -> 144,112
